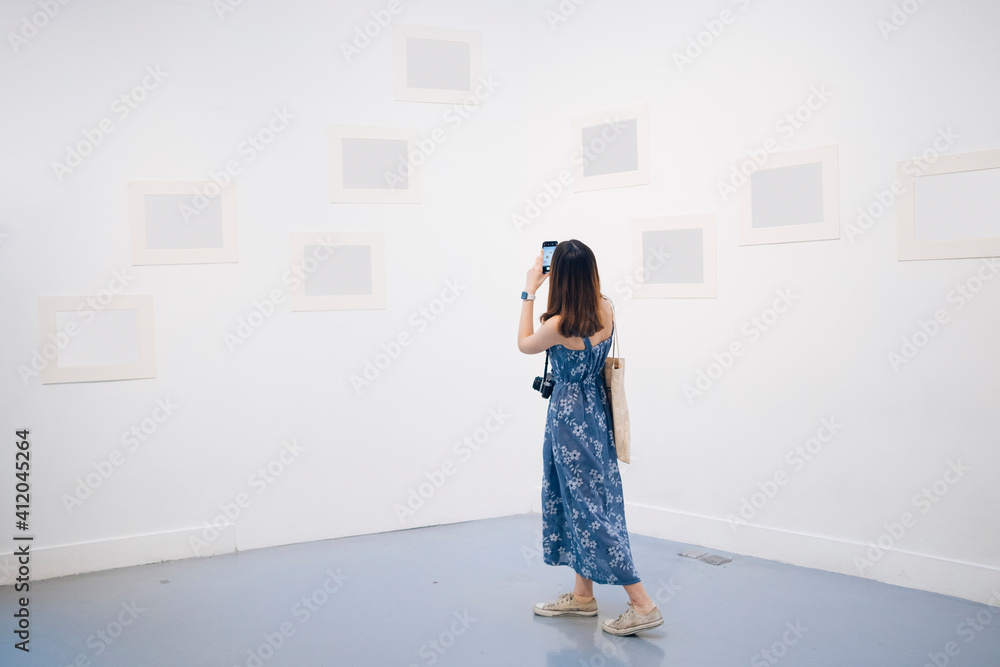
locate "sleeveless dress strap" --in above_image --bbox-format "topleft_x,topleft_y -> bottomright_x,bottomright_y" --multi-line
583,336 -> 592,351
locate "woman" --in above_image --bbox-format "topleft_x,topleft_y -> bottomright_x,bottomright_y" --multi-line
517,239 -> 663,636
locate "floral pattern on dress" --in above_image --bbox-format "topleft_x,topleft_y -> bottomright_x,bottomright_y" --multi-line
540,324 -> 641,586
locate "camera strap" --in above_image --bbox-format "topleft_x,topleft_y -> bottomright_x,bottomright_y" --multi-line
542,349 -> 550,378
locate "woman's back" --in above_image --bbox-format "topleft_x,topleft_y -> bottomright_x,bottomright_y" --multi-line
548,296 -> 614,350
547,322 -> 614,388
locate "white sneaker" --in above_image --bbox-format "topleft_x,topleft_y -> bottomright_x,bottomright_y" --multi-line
601,601 -> 663,635
533,592 -> 598,617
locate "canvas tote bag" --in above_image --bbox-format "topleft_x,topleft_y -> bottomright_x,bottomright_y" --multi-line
601,298 -> 631,464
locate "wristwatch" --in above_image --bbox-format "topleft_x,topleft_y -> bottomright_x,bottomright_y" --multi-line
521,291 -> 535,301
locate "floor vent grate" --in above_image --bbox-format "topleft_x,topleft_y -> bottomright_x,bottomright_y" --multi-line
679,551 -> 733,566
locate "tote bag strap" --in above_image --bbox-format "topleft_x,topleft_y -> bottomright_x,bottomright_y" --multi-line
603,295 -> 620,364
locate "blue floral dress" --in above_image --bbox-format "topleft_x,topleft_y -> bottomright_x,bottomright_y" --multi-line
540,323 -> 641,586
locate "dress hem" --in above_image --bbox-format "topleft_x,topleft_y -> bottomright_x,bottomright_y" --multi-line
542,557 -> 641,587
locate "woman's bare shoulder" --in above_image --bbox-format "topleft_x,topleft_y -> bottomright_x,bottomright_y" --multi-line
541,313 -> 566,338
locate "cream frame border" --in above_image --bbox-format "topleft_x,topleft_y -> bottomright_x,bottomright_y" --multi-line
328,125 -> 422,204
289,232 -> 386,311
392,24 -> 484,105
38,294 -> 156,384
572,102 -> 650,193
738,144 -> 840,246
897,148 -> 1000,261
631,213 -> 717,299
128,180 -> 239,265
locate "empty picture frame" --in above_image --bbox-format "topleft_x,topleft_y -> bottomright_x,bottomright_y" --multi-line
289,232 -> 386,311
897,148 -> 1000,260
38,294 -> 156,384
630,214 -> 717,298
128,180 -> 238,265
393,24 -> 484,104
572,103 -> 650,192
738,144 -> 840,246
328,125 -> 422,203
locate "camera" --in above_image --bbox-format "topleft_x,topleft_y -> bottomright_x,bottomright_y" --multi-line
532,349 -> 555,398
532,372 -> 555,399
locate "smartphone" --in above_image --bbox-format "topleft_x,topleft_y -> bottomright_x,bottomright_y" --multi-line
542,241 -> 557,274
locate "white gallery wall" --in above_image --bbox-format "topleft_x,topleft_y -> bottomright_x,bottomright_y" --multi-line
0,0 -> 998,606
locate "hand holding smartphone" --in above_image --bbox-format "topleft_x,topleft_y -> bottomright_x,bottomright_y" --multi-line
542,241 -> 557,274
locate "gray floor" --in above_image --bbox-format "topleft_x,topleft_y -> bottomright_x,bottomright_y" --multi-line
3,513 -> 999,666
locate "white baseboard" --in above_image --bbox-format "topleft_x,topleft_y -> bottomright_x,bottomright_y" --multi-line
0,523 -> 236,585
529,485 -> 1000,606
0,505 -> 533,585
5,499 -> 998,608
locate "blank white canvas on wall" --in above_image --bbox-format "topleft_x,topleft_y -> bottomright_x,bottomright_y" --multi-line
289,232 -> 386,311
393,24 -> 483,104
750,162 -> 824,229
128,180 -> 238,265
898,148 -> 1000,260
328,125 -> 422,203
38,294 -> 156,384
630,214 -> 717,298
303,244 -> 373,297
55,309 -> 140,367
572,103 -> 650,192
738,144 -> 840,246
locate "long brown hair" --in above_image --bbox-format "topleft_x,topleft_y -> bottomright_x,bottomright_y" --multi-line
539,239 -> 603,338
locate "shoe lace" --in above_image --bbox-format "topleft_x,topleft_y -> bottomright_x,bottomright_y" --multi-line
613,602 -> 636,626
545,593 -> 575,609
